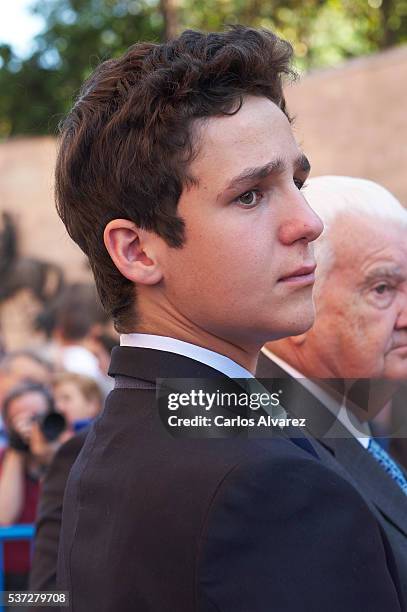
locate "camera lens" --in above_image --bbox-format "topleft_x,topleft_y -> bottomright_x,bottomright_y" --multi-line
39,411 -> 67,441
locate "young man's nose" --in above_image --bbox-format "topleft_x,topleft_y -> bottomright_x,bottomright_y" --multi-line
277,189 -> 324,245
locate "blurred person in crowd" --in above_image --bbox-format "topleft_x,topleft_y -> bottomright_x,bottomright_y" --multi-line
50,283 -> 115,396
0,210 -> 65,354
0,382 -> 71,591
83,330 -> 118,379
55,27 -> 403,612
29,377 -> 102,597
52,372 -> 103,429
0,351 -> 53,450
0,351 -> 53,386
29,376 -> 103,598
258,175 -> 407,600
30,429 -> 88,597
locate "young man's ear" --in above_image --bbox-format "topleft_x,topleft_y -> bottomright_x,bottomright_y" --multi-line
103,219 -> 163,285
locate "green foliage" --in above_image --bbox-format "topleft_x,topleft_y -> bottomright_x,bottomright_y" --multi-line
0,0 -> 406,137
0,0 -> 164,137
179,0 -> 406,70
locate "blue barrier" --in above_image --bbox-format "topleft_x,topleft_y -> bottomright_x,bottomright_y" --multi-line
0,524 -> 35,612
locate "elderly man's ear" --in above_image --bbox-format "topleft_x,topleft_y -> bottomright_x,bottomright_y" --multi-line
103,219 -> 164,286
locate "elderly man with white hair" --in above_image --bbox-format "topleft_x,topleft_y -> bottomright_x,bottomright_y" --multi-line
257,175 -> 407,600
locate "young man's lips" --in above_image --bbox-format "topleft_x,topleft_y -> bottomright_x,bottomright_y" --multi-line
278,265 -> 317,284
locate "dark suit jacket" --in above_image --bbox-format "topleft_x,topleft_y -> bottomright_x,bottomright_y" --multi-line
29,429 -> 88,594
57,346 -> 404,611
257,351 -> 407,605
390,391 -> 407,471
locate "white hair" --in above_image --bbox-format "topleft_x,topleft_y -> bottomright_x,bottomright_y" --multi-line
303,176 -> 407,285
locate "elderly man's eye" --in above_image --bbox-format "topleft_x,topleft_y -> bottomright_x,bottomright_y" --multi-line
366,282 -> 396,309
373,283 -> 392,295
236,190 -> 263,207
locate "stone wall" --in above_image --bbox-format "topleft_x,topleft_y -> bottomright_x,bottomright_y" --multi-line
285,45 -> 407,205
0,137 -> 89,282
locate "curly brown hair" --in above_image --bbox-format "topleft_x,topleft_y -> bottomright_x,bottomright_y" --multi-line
55,25 -> 295,332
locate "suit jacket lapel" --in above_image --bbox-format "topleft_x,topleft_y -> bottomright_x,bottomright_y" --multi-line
257,353 -> 342,439
256,352 -> 407,537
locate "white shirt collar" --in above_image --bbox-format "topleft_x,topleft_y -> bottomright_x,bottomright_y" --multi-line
120,333 -> 254,379
261,347 -> 370,448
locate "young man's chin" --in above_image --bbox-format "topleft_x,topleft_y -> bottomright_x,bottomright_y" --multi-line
276,308 -> 315,340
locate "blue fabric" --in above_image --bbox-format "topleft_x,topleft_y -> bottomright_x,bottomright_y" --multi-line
368,438 -> 407,496
375,437 -> 390,452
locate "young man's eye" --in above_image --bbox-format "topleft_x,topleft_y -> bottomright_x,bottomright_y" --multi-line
236,190 -> 263,207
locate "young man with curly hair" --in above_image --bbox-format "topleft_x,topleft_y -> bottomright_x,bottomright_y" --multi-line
55,26 -> 403,612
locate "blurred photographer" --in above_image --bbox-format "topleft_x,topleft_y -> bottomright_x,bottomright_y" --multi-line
0,382 -> 71,590
52,372 -> 103,431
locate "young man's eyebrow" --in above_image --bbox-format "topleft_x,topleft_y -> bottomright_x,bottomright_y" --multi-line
216,153 -> 311,201
224,158 -> 285,191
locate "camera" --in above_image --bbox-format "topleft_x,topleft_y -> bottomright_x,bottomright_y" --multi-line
36,410 -> 67,442
4,381 -> 67,451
